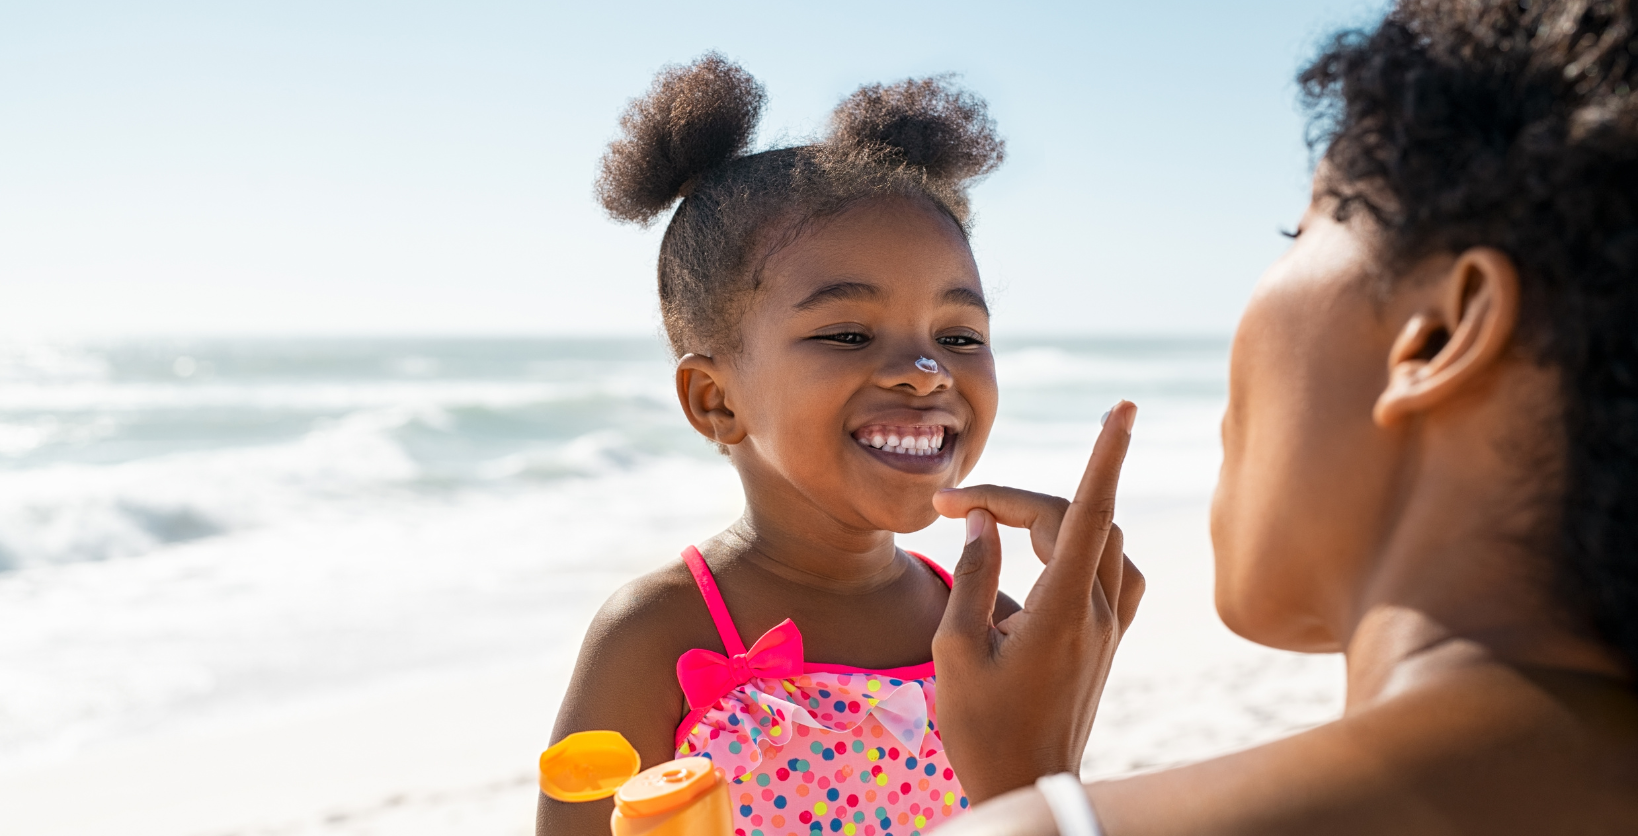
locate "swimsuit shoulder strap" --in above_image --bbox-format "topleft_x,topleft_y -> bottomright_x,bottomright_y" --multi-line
905,550 -> 954,589
680,546 -> 749,656
680,546 -> 946,655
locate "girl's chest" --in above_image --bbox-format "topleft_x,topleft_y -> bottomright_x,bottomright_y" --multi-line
734,721 -> 966,836
688,675 -> 968,836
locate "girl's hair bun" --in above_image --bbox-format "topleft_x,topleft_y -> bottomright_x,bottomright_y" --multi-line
826,76 -> 1005,184
596,52 -> 766,225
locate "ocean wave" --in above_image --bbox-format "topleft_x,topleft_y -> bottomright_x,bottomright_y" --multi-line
0,341 -> 113,383
0,377 -> 674,413
0,415 -> 119,457
0,403 -> 677,570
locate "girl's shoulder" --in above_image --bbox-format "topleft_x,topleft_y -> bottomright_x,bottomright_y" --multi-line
584,556 -> 728,664
551,555 -> 729,797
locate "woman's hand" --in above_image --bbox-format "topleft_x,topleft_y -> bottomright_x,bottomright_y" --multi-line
931,401 -> 1143,804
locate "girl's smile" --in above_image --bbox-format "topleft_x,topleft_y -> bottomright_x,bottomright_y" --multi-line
853,423 -> 947,456
853,422 -> 957,473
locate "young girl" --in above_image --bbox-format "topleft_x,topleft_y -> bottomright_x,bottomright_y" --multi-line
539,54 -> 1014,836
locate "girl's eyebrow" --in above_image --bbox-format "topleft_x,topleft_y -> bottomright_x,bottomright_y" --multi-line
793,281 -> 880,311
944,286 -> 989,314
793,282 -> 989,314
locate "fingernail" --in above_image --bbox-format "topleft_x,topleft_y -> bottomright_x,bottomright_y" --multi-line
965,509 -> 985,543
1123,402 -> 1138,432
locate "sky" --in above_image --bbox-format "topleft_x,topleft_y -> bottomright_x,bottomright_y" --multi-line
0,0 -> 1390,339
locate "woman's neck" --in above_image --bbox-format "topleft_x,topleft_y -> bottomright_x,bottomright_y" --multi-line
1336,448 -> 1627,708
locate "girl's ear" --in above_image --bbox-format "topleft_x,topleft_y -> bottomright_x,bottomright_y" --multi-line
1373,247 -> 1522,427
676,353 -> 747,445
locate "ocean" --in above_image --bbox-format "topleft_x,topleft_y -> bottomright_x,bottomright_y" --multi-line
0,336 -> 1232,770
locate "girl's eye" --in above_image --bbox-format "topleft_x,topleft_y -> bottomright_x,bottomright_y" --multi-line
815,332 -> 869,345
937,333 -> 986,348
1280,226 -> 1302,239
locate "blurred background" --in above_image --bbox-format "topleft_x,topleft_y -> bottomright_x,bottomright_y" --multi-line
1,2 -> 1382,834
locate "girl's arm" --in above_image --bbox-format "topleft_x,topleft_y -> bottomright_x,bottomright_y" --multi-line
536,572 -> 706,836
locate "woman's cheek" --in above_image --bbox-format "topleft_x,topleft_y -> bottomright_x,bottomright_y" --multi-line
1210,273 -> 1303,640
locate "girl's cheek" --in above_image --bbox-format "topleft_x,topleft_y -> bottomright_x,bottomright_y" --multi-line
967,367 -> 1000,417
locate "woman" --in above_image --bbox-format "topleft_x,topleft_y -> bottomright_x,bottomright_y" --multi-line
930,0 -> 1638,832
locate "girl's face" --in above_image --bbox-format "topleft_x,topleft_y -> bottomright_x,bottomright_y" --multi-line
717,196 -> 998,534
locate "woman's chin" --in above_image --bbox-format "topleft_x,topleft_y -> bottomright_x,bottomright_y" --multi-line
1216,585 -> 1341,653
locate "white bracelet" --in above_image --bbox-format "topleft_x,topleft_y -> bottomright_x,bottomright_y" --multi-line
1035,773 -> 1103,836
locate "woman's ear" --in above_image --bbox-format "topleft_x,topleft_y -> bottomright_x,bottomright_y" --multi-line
676,353 -> 747,446
1373,247 -> 1521,427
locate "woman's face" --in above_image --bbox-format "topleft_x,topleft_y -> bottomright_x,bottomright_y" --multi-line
1211,179 -> 1407,652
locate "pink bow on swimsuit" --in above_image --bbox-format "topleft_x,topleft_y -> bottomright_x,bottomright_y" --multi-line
676,618 -> 805,710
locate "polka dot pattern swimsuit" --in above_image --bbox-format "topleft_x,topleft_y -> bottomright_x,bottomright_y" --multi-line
673,547 -> 969,836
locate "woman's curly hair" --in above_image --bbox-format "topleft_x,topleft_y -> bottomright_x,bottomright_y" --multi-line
1301,0 -> 1638,672
595,53 -> 1004,357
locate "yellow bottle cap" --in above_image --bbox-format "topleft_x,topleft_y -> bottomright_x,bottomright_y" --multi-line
614,757 -> 719,818
538,730 -> 642,802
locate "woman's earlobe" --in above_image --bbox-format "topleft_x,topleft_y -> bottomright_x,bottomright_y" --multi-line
676,353 -> 747,445
1373,248 -> 1521,427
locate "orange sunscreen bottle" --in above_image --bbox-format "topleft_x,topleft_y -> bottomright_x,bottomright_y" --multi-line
610,757 -> 731,836
538,730 -> 731,836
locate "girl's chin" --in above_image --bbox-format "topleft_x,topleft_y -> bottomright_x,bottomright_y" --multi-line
871,506 -> 944,536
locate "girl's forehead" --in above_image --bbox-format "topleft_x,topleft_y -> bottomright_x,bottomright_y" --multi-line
758,201 -> 981,301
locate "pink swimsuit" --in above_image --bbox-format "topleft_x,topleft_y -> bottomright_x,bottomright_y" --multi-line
672,547 -> 969,836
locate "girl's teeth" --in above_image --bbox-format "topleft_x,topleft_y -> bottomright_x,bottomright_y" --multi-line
852,426 -> 948,456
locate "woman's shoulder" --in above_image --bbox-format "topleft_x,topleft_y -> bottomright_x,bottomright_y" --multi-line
1082,659 -> 1638,835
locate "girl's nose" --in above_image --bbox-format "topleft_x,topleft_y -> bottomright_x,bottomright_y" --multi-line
883,353 -> 952,395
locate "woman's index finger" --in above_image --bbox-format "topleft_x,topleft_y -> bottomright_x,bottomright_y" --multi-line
934,485 -> 1068,530
1033,401 -> 1137,615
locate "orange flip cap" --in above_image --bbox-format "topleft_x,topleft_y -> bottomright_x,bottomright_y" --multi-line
539,730 -> 642,802
614,757 -> 719,818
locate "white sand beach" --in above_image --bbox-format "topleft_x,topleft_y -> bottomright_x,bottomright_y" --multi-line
0,501 -> 1343,836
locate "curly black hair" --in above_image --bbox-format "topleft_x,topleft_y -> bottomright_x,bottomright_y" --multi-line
1301,0 -> 1638,674
596,53 -> 1004,357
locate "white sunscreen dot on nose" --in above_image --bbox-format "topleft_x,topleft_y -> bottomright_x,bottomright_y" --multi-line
915,357 -> 938,373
